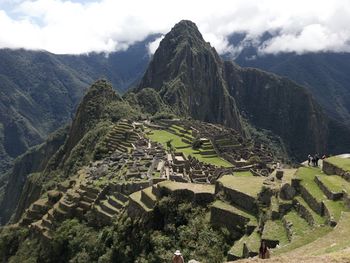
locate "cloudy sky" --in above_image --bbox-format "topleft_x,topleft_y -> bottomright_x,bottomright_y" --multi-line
0,0 -> 349,55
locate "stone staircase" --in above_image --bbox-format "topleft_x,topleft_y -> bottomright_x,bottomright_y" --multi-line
94,191 -> 128,223
30,197 -> 71,241
106,120 -> 139,154
29,183 -> 101,240
294,167 -> 350,227
19,199 -> 50,226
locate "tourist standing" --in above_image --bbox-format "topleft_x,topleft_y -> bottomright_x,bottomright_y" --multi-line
172,250 -> 185,263
259,240 -> 270,259
315,153 -> 320,167
308,154 -> 312,166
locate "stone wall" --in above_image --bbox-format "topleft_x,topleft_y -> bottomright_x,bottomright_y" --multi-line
323,160 -> 348,177
322,201 -> 337,227
210,206 -> 247,238
293,199 -> 314,226
216,182 -> 259,215
112,181 -> 150,195
127,199 -> 147,219
300,185 -> 324,215
314,176 -> 343,201
282,216 -> 293,241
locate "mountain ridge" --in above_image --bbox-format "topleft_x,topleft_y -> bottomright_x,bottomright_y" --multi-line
136,20 -> 338,160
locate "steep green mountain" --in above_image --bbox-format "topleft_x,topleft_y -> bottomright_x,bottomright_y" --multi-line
136,20 -> 243,133
224,62 -> 329,159
233,37 -> 350,127
0,80 -> 139,225
0,37 -> 155,175
136,20 -> 343,160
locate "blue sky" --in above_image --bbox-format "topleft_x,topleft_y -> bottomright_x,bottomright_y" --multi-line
0,0 -> 349,55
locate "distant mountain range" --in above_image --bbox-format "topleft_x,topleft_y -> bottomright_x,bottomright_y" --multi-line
229,32 -> 350,127
0,35 -> 157,173
135,20 -> 349,160
1,27 -> 350,175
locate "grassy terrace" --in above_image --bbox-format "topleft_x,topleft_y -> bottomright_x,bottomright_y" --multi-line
318,175 -> 350,194
211,200 -> 257,223
262,220 -> 289,246
296,167 -> 350,221
323,200 -> 346,222
294,196 -> 325,225
285,212 -> 350,256
147,129 -> 233,167
129,190 -> 152,212
234,171 -> 254,177
284,210 -> 311,237
142,187 -> 157,201
273,225 -> 332,255
218,175 -> 265,197
158,181 -> 215,194
229,231 -> 260,257
295,167 -> 326,200
326,156 -> 350,172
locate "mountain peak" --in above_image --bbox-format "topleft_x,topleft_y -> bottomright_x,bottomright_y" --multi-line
137,20 -> 244,133
171,20 -> 202,35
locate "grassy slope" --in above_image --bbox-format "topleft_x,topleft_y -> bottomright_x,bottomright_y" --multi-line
285,212 -> 350,256
218,175 -> 264,197
158,181 -> 215,194
326,157 -> 350,172
296,166 -> 349,221
147,129 -> 233,167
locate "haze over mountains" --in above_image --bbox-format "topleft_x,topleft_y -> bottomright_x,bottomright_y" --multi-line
1,18 -> 350,263
0,35 -> 157,174
1,20 -> 350,177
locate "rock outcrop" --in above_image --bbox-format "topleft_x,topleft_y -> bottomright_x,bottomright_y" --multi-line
137,20 -> 341,160
137,20 -> 244,134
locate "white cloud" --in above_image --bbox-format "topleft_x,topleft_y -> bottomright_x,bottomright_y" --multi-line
0,0 -> 349,54
147,35 -> 164,55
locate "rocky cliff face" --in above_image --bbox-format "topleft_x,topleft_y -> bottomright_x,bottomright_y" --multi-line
0,80 -> 135,225
0,127 -> 68,224
137,20 -> 244,133
224,61 -> 329,159
60,80 -> 120,164
137,20 -> 341,160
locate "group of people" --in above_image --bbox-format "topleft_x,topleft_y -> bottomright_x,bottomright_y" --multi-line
172,240 -> 270,262
308,153 -> 327,167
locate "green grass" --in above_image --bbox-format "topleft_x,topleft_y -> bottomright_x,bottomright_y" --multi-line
142,187 -> 157,201
296,167 -> 326,200
294,196 -> 325,225
147,129 -> 233,167
211,200 -> 257,223
218,175 -> 265,197
158,181 -> 215,194
148,129 -> 188,148
326,157 -> 350,172
271,196 -> 279,214
153,171 -> 160,178
262,220 -> 289,246
229,231 -> 260,257
284,212 -> 350,256
234,171 -> 254,177
129,190 -> 152,212
296,167 -> 349,222
228,237 -> 245,258
318,175 -> 350,194
323,200 -> 347,222
273,225 -> 332,255
284,210 -> 311,237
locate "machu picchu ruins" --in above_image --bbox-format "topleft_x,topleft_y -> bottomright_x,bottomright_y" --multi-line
7,115 -> 350,262
2,15 -> 350,263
